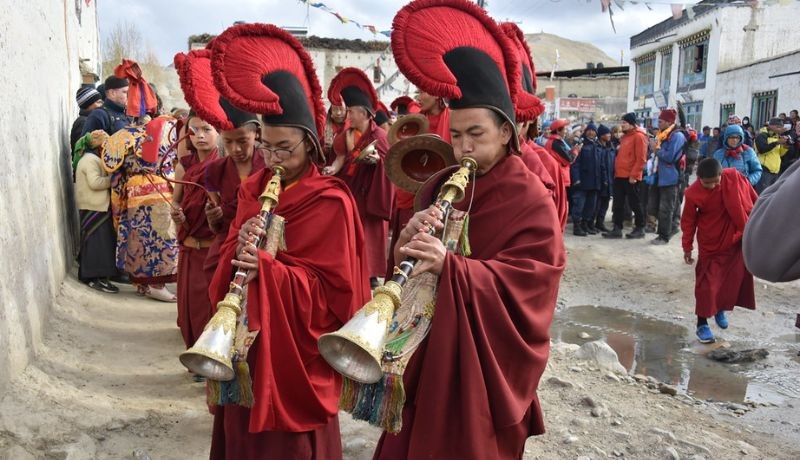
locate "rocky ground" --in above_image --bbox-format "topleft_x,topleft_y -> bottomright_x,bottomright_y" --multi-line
1,227 -> 798,459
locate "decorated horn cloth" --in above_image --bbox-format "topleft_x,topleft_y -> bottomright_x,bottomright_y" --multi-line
340,208 -> 470,433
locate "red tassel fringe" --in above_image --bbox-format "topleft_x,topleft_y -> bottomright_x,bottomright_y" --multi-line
210,23 -> 326,140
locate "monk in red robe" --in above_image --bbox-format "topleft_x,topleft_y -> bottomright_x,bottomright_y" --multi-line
206,23 -> 370,458
374,2 -> 566,457
170,115 -> 219,352
203,117 -> 267,283
386,95 -> 451,277
328,67 -> 395,288
500,21 -> 567,231
681,158 -> 757,344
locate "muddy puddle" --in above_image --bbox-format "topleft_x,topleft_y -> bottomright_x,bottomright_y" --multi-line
552,305 -> 800,405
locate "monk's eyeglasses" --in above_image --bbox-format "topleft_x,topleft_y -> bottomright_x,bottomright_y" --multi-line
264,135 -> 306,160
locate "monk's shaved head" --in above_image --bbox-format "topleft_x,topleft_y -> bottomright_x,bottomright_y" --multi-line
697,158 -> 723,179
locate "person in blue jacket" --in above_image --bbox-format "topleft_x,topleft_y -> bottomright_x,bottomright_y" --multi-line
712,124 -> 762,187
570,123 -> 603,236
593,124 -> 616,232
650,108 -> 686,245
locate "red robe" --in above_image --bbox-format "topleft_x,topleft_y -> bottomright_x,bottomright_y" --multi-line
208,165 -> 370,459
374,154 -> 565,459
203,152 -> 267,283
176,149 -> 218,348
528,140 -> 567,231
334,121 -> 395,278
681,169 -> 758,318
387,109 -> 452,277
519,140 -> 555,194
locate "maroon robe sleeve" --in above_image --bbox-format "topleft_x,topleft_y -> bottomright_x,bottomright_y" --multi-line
364,128 -> 394,220
681,184 -> 700,253
720,169 -> 756,234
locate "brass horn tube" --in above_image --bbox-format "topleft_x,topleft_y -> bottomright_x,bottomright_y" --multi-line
318,157 -> 477,383
179,165 -> 285,381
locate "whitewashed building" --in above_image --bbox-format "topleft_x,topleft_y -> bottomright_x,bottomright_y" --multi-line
628,0 -> 800,129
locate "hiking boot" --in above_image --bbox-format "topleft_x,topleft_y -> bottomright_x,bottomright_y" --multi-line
650,237 -> 669,245
583,222 -> 598,235
714,311 -> 729,329
696,325 -> 716,344
573,221 -> 588,237
602,227 -> 623,239
626,227 -> 645,239
595,221 -> 610,232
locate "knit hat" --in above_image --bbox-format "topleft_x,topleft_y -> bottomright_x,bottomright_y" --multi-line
211,23 -> 327,163
622,112 -> 637,126
104,75 -> 129,90
549,119 -> 569,132
174,49 -> 259,131
500,22 -> 545,122
76,86 -> 102,110
391,0 -> 521,150
659,108 -> 677,125
597,124 -> 611,137
328,67 -> 379,116
585,122 -> 597,133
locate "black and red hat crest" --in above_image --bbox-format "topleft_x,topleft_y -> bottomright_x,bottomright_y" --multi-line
390,95 -> 422,115
210,23 -> 326,160
501,22 -> 546,122
375,101 -> 391,126
328,67 -> 379,115
391,0 -> 520,131
174,49 -> 259,131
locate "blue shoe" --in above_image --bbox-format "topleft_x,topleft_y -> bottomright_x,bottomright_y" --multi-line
696,325 -> 715,344
714,311 -> 729,329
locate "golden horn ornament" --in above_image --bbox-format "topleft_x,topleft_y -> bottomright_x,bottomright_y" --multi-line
179,166 -> 285,381
318,157 -> 477,383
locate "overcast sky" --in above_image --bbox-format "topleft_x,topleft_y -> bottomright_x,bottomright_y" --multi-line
98,0 -> 689,66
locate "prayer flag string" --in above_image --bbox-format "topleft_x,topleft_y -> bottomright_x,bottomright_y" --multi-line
298,0 -> 392,37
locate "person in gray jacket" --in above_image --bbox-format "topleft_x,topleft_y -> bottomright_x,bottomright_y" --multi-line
743,159 -> 800,328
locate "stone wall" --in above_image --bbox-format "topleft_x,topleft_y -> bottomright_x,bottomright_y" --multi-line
0,0 -> 99,389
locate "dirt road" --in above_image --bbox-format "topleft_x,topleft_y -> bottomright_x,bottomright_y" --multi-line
1,229 -> 798,459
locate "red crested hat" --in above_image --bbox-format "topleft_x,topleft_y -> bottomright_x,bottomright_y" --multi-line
210,23 -> 326,161
174,49 -> 259,131
328,67 -> 379,115
391,0 -> 520,137
390,95 -> 422,115
501,22 -> 546,122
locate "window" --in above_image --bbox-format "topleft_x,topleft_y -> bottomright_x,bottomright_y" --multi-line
751,91 -> 778,129
678,40 -> 708,89
660,52 -> 672,93
635,109 -> 652,128
635,59 -> 655,97
683,102 -> 703,130
720,103 -> 735,127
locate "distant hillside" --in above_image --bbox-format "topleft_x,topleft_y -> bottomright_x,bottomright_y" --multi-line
526,32 -> 618,72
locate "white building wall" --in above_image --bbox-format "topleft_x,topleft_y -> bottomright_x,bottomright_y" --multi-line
0,2 -> 99,389
307,47 -> 417,107
714,51 -> 800,127
628,2 -> 800,128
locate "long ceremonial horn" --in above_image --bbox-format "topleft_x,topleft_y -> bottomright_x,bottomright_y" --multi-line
388,113 -> 429,145
179,166 -> 285,381
318,157 -> 476,383
385,134 -> 457,193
